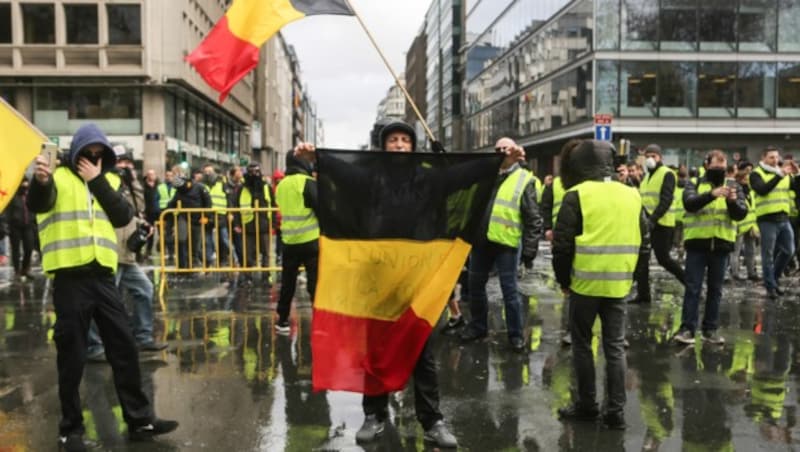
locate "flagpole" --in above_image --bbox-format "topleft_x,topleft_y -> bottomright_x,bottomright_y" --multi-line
344,0 -> 437,144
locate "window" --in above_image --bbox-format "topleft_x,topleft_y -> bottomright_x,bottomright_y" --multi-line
65,4 -> 98,44
0,3 -> 11,43
620,61 -> 657,117
777,62 -> 800,117
187,105 -> 197,145
22,4 -> 55,44
596,60 -> 619,116
176,98 -> 186,141
164,94 -> 176,137
739,0 -> 777,52
596,0 -> 620,49
660,0 -> 697,51
699,0 -> 736,51
0,87 -> 12,103
778,0 -> 800,51
659,61 -> 696,117
34,87 -> 141,134
738,62 -> 776,118
107,4 -> 141,45
698,62 -> 736,117
621,0 -> 658,50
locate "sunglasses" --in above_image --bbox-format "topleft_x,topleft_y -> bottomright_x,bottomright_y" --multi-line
495,146 -> 507,153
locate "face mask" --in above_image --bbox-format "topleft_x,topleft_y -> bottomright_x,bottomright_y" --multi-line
80,151 -> 101,166
706,168 -> 726,186
645,157 -> 657,170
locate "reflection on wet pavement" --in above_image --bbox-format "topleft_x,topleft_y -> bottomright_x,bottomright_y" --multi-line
2,262 -> 800,451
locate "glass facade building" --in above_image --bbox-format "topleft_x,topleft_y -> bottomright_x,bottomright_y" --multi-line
426,0 -> 463,149
464,0 -> 800,168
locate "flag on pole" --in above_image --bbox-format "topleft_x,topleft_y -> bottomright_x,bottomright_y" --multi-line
0,97 -> 47,212
311,149 -> 502,395
186,0 -> 354,102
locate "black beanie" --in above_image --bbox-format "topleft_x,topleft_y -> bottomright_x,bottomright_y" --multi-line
379,121 -> 417,152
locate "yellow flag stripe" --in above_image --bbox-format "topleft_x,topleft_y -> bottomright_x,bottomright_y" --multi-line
0,97 -> 46,211
226,0 -> 304,46
315,237 -> 470,326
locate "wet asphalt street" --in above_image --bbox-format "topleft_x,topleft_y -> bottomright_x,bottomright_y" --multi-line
2,252 -> 800,451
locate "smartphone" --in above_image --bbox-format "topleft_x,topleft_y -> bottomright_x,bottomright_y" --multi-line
41,142 -> 58,172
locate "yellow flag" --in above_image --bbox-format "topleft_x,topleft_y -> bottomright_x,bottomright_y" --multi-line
0,97 -> 46,211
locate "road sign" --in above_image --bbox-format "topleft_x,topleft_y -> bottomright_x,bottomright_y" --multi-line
593,114 -> 613,125
595,125 -> 613,142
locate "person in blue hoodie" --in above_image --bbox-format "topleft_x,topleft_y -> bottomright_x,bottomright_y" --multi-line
27,124 -> 178,452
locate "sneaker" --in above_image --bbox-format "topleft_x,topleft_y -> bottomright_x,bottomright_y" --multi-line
129,418 -> 179,441
58,433 -> 87,452
561,333 -> 572,346
767,288 -> 780,299
423,420 -> 458,448
602,411 -> 626,430
444,315 -> 465,330
557,403 -> 600,422
509,337 -> 526,353
275,320 -> 290,334
87,349 -> 106,363
459,327 -> 487,343
775,287 -> 785,296
672,330 -> 695,345
702,330 -> 725,345
355,414 -> 385,443
138,342 -> 168,352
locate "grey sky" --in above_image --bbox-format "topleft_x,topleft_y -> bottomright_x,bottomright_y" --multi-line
282,0 -> 431,148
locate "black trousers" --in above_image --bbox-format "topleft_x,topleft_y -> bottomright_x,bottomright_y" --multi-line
635,224 -> 686,298
362,338 -> 443,430
9,225 -> 34,273
52,272 -> 152,436
276,240 -> 319,321
569,292 -> 626,415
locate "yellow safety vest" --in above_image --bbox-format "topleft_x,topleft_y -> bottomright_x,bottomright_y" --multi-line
682,182 -> 738,244
209,181 -> 228,215
276,174 -> 319,245
239,185 -> 272,225
552,176 -> 565,226
157,182 -> 174,210
738,190 -> 758,235
671,186 -> 684,223
569,181 -> 642,298
752,167 -> 791,218
487,167 -> 533,247
37,167 -> 120,274
640,165 -> 675,227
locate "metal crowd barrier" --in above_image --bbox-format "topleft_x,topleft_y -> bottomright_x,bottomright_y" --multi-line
157,201 -> 279,303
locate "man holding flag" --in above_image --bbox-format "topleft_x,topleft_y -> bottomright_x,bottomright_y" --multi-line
295,121 -> 523,448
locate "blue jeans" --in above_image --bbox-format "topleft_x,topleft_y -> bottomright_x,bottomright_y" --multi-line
758,220 -> 795,290
203,219 -> 231,265
88,264 -> 155,354
680,250 -> 728,333
467,242 -> 523,340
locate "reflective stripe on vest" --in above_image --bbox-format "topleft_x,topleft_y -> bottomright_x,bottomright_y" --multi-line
670,187 -> 684,222
640,166 -> 675,227
752,167 -> 791,218
552,176 -> 565,226
37,168 -> 120,274
487,167 -> 533,247
275,174 -> 319,245
683,182 -> 738,243
209,181 -> 228,215
239,185 -> 272,225
570,181 -> 642,299
157,183 -> 174,210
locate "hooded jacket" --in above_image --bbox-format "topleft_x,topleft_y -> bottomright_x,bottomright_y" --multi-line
27,123 -> 133,229
167,177 -> 211,225
552,140 -> 651,291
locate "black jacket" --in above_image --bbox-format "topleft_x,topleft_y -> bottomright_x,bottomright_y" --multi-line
167,182 -> 211,225
682,178 -> 748,253
540,183 -> 555,231
552,140 -> 650,292
143,179 -> 160,223
6,186 -> 33,228
645,163 -> 675,225
477,166 -> 542,262
749,166 -> 797,223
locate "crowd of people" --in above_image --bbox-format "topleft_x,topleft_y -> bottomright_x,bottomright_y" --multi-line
2,118 -> 800,451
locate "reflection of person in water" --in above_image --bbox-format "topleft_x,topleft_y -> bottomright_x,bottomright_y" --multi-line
275,316 -> 331,450
680,347 -> 733,451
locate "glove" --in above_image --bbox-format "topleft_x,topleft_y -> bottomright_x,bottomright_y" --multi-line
431,140 -> 446,153
522,257 -> 534,270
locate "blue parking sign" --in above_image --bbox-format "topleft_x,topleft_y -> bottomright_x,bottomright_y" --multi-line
595,125 -> 613,142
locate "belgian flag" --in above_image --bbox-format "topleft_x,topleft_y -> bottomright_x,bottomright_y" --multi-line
311,149 -> 503,395
186,0 -> 354,102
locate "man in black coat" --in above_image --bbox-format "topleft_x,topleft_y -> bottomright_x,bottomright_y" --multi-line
167,175 -> 211,269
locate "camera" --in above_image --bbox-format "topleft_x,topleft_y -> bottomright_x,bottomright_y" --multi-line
126,222 -> 151,253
